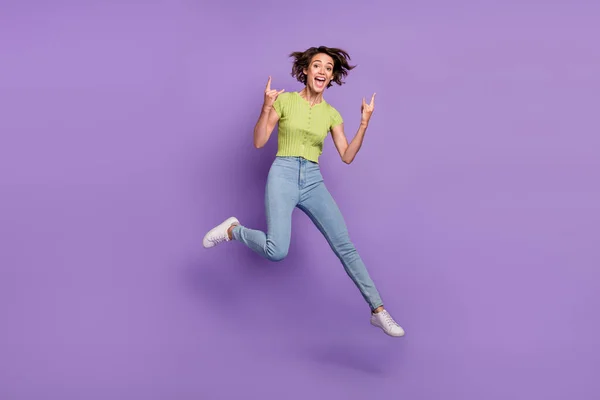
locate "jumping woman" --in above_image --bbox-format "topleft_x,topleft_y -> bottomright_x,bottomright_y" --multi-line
203,46 -> 405,337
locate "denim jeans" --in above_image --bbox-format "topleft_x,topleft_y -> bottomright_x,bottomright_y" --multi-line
231,156 -> 383,311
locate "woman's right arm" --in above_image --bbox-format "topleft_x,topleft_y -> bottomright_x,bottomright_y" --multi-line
254,76 -> 284,149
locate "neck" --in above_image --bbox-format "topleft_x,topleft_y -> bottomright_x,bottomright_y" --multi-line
300,87 -> 323,106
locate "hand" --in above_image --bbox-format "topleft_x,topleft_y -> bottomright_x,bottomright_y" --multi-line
263,76 -> 285,109
361,93 -> 376,124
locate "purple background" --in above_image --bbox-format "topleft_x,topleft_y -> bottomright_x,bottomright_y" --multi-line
1,1 -> 599,399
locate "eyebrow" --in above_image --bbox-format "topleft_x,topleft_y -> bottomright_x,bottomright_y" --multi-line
313,60 -> 334,66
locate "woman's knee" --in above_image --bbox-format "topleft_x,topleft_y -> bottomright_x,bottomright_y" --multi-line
333,239 -> 360,262
265,240 -> 290,261
265,245 -> 288,262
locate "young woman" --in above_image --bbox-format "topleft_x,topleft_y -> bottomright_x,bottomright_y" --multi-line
203,46 -> 405,337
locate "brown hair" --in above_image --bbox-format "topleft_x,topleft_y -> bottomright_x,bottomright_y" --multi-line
289,46 -> 356,88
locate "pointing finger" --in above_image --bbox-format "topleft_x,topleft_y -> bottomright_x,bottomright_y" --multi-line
370,93 -> 376,106
266,76 -> 271,91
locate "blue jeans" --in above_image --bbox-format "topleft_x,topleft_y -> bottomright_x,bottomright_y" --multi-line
231,156 -> 383,311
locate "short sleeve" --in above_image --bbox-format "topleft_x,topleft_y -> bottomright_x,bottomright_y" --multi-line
272,92 -> 287,117
330,107 -> 343,129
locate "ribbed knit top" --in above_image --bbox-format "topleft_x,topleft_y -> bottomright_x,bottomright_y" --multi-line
272,92 -> 343,163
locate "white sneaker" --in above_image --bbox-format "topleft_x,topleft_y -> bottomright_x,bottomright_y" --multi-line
370,309 -> 405,337
202,217 -> 239,248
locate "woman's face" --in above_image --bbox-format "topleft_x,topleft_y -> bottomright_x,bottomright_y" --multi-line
303,53 -> 335,93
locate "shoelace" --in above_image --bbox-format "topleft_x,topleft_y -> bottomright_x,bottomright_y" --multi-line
381,311 -> 397,327
209,231 -> 228,244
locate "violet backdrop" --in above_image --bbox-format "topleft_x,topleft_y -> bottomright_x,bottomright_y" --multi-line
1,1 -> 599,399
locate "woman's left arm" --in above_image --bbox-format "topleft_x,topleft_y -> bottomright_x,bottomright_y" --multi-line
331,93 -> 376,164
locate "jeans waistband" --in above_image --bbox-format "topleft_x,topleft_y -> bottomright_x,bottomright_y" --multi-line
275,156 -> 318,165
